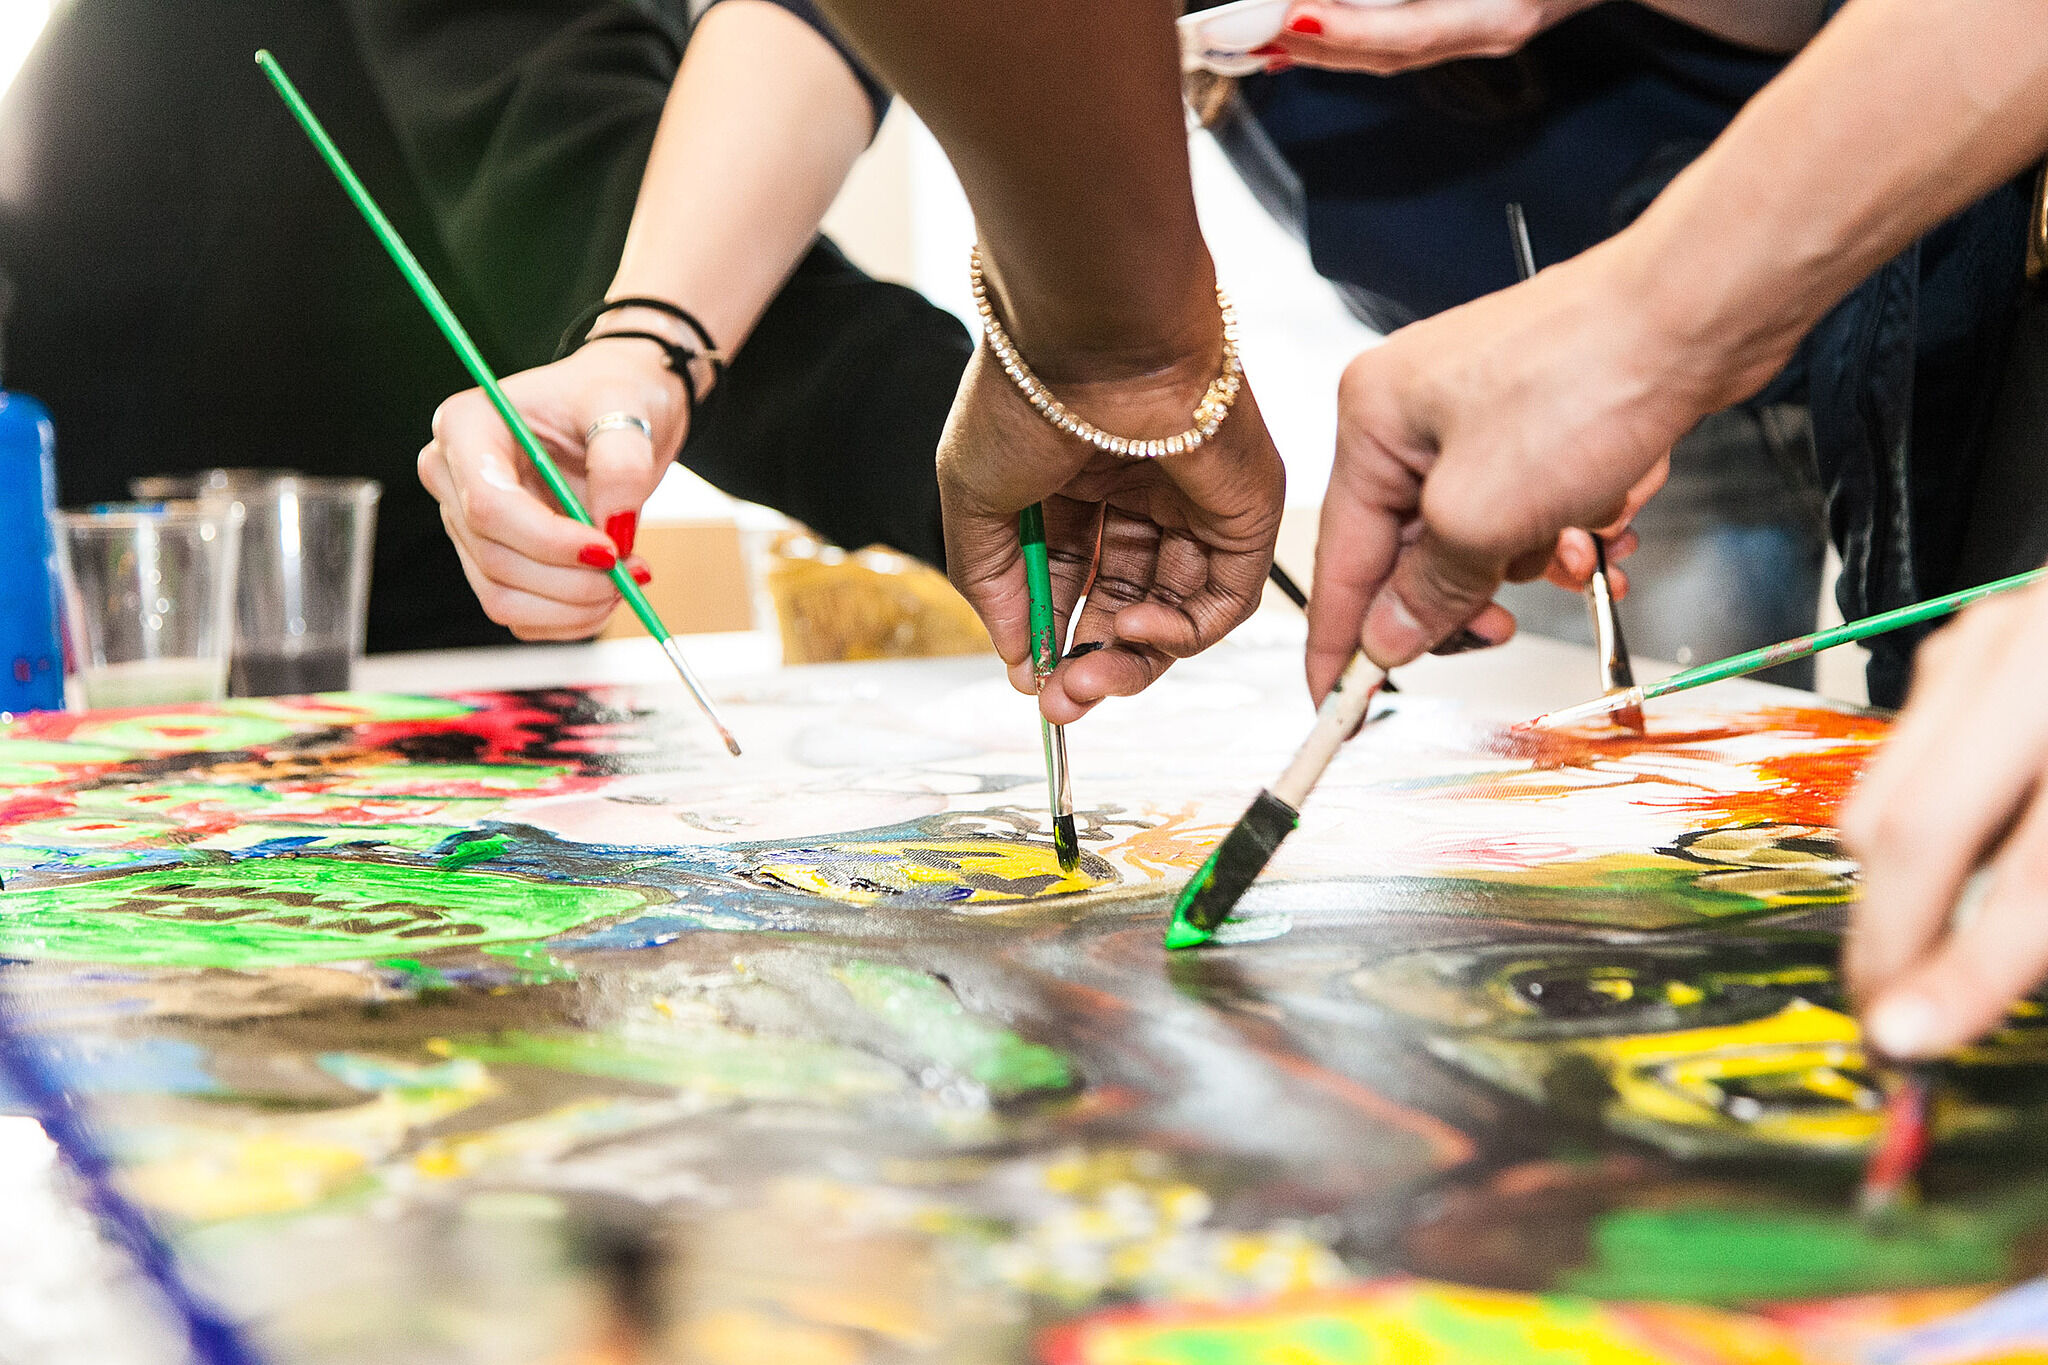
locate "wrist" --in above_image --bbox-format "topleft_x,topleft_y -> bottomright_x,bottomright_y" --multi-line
973,246 -> 1244,457
584,296 -> 726,397
1607,207 -> 1812,414
974,243 -> 1222,389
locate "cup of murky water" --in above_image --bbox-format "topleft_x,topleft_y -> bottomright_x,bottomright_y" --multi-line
130,470 -> 380,695
54,500 -> 243,707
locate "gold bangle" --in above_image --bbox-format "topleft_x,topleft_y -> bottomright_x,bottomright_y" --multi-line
968,247 -> 1243,458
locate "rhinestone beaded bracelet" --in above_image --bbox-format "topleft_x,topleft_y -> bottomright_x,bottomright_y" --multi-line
968,247 -> 1243,458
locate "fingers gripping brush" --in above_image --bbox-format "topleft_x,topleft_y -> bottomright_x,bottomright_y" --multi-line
1166,652 -> 1389,948
1019,505 -> 1079,872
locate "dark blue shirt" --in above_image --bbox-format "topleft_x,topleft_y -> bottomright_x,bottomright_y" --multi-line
1216,5 -> 1785,328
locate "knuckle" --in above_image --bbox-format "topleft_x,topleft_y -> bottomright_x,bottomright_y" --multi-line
464,487 -> 513,541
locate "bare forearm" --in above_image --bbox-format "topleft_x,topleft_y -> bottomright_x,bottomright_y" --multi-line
1635,0 -> 1825,53
812,0 -> 1215,378
1630,0 -> 2048,402
606,1 -> 871,357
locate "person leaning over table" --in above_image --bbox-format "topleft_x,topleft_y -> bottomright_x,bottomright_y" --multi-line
0,0 -> 968,653
1189,0 -> 1835,682
435,0 -> 1841,673
794,0 -> 2048,1056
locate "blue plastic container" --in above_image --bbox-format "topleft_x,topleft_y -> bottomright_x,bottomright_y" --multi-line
0,373 -> 64,715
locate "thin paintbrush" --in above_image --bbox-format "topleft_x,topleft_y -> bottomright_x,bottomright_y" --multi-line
1859,1063 -> 1934,1220
1019,504 -> 1079,872
1527,565 -> 2048,729
1856,866 -> 1992,1218
1267,561 -> 1309,610
1165,651 -> 1389,948
254,51 -> 739,756
1507,203 -> 1643,733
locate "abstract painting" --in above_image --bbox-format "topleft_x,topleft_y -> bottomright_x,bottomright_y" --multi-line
0,648 -> 2043,1364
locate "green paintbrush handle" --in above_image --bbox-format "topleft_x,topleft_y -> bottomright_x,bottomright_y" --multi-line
1642,565 -> 2048,702
254,50 -> 671,644
1019,503 -> 1059,675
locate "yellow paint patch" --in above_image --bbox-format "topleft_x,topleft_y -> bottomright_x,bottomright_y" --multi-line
748,837 -> 1115,905
1047,1279 -> 1805,1365
681,1309 -> 862,1365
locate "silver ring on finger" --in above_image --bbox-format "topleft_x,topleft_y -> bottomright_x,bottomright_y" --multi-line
584,412 -> 653,446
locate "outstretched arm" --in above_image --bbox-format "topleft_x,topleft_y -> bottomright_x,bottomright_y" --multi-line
812,0 -> 1286,721
1296,0 -> 2048,1055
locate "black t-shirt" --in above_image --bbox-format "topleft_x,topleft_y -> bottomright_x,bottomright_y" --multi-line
0,0 -> 963,653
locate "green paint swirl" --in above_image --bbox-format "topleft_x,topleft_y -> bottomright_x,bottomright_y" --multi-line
0,856 -> 653,968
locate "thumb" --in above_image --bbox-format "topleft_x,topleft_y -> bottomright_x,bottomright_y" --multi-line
582,411 -> 664,558
1361,526 -> 1504,667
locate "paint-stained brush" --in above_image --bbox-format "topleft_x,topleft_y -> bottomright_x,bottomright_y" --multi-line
1857,866 -> 1991,1219
1526,565 -> 2048,729
1586,536 -> 1646,733
1019,504 -> 1079,872
1165,651 -> 1389,948
1859,1063 -> 1934,1221
1507,203 -> 1643,734
255,51 -> 740,757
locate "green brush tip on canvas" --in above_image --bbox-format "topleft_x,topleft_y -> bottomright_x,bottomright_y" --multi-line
253,50 -> 738,757
1163,655 -> 1386,949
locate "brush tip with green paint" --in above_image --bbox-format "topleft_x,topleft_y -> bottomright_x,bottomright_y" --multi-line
1163,789 -> 1300,950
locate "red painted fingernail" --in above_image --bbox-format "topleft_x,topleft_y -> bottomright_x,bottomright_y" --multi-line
1249,42 -> 1286,55
605,511 -> 638,557
1286,13 -> 1323,34
1265,55 -> 1294,73
630,563 -> 652,586
578,544 -> 617,571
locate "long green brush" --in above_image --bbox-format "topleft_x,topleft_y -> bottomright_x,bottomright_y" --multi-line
255,50 -> 738,756
1529,565 -> 2048,729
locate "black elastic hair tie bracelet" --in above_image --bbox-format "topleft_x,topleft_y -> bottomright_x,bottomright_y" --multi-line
555,297 -> 726,429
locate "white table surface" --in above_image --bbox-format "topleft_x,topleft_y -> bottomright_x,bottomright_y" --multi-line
349,614 -> 1796,728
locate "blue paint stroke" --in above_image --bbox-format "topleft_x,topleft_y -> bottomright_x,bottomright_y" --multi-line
1865,1277 -> 2048,1363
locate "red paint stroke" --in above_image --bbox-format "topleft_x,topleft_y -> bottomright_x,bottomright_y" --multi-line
0,792 -> 73,825
1474,707 -> 1889,828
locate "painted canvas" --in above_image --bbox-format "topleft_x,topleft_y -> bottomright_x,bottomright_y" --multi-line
0,645 -> 2044,1364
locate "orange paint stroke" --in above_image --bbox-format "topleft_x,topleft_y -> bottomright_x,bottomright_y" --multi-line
1117,805 -> 1233,877
1463,707 -> 1889,829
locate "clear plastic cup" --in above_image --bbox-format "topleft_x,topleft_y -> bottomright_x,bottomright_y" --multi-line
55,501 -> 244,708
130,471 -> 380,695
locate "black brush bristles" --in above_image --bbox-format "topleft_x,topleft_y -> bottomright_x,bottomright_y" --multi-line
1164,789 -> 1299,949
1053,812 -> 1080,874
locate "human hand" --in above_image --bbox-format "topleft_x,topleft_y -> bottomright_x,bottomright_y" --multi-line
1259,0 -> 1601,75
418,338 -> 688,640
939,341 -> 1286,726
1841,581 -> 2048,1059
1304,237 -> 1729,701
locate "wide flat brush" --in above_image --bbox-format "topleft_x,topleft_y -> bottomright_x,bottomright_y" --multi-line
256,51 -> 739,756
1528,565 -> 2048,729
1165,651 -> 1388,948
